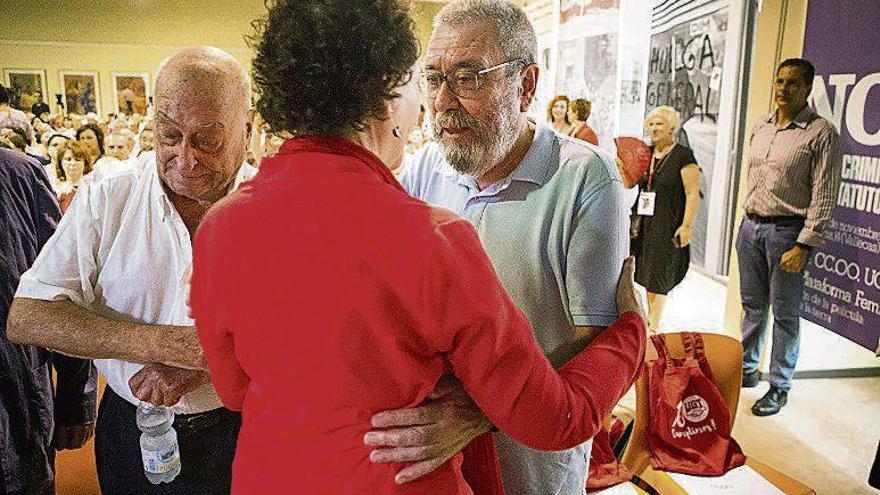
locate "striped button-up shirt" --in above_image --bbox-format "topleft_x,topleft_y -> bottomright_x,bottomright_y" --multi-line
743,106 -> 842,246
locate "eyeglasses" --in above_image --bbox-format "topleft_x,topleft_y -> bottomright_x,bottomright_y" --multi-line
420,60 -> 521,99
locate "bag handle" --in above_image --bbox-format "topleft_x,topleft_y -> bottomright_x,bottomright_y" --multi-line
680,332 -> 709,361
690,332 -> 717,383
650,334 -> 669,361
682,332 -> 696,357
691,333 -> 708,360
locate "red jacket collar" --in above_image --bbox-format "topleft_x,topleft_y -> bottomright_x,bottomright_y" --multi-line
276,136 -> 405,193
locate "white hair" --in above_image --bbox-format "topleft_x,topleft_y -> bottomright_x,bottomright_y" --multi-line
435,0 -> 537,71
645,105 -> 681,134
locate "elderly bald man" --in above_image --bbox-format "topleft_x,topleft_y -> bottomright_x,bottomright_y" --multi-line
7,46 -> 255,494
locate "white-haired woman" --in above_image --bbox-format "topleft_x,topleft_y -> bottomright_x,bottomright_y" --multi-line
633,105 -> 701,330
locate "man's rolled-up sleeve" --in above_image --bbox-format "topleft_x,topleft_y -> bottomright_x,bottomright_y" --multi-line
23,160 -> 98,426
799,127 -> 843,247
15,180 -> 103,305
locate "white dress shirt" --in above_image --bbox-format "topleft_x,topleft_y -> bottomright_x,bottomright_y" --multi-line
134,150 -> 155,177
16,157 -> 257,414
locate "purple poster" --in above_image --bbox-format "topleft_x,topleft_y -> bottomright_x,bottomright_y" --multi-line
801,1 -> 880,352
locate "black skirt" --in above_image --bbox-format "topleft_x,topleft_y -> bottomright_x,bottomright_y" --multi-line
633,145 -> 696,295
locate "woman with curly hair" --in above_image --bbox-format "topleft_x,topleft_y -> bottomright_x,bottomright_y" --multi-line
189,1 -> 646,493
546,94 -> 573,135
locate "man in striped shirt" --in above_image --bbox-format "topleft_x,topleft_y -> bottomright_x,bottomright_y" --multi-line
737,58 -> 842,416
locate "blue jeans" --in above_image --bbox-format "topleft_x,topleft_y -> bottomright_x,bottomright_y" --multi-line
735,216 -> 806,391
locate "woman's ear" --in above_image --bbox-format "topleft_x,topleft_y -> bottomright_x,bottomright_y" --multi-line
386,97 -> 399,120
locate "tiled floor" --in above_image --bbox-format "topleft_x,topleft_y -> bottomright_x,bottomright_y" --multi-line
654,269 -> 729,335
735,378 -> 880,495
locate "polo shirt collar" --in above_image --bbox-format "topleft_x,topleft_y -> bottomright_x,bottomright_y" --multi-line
513,124 -> 555,187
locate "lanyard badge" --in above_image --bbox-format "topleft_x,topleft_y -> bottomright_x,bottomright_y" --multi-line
638,191 -> 656,216
638,153 -> 667,217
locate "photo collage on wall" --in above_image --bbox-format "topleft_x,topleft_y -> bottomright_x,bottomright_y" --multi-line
3,69 -> 48,112
2,68 -> 151,117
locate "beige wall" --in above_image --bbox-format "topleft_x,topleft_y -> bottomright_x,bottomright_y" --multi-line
412,1 -> 445,52
0,1 -> 443,116
0,0 -> 263,116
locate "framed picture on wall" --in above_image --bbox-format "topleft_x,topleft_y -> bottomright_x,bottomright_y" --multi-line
111,72 -> 150,116
59,70 -> 100,116
3,69 -> 49,112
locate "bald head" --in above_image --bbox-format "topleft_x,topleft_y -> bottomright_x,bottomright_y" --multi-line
152,46 -> 254,206
155,46 -> 251,114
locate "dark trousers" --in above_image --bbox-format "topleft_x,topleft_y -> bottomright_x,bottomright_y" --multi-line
95,388 -> 241,495
735,216 -> 806,391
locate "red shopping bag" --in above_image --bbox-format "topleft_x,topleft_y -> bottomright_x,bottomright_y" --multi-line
646,333 -> 745,476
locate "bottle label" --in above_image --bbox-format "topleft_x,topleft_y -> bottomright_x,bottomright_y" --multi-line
142,443 -> 181,474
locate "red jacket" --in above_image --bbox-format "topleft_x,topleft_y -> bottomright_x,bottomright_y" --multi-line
191,136 -> 645,494
570,123 -> 599,146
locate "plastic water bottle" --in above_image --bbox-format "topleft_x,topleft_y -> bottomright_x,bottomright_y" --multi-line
136,402 -> 181,484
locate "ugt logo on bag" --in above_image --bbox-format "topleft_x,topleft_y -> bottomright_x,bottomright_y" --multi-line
648,333 -> 746,475
671,394 -> 717,439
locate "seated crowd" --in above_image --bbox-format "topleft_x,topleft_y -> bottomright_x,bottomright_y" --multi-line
0,84 -> 157,210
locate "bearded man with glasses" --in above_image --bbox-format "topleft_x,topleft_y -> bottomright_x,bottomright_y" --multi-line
364,1 -> 634,494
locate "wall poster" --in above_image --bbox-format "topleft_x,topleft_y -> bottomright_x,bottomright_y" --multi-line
3,69 -> 48,112
645,0 -> 729,269
802,0 -> 880,353
556,0 -> 620,150
60,70 -> 100,115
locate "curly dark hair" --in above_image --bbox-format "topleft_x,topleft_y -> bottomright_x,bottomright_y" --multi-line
249,0 -> 419,136
76,123 -> 104,156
